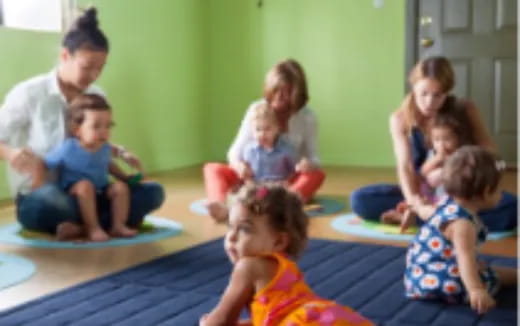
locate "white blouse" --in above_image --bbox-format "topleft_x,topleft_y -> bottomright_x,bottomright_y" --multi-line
227,99 -> 320,166
0,70 -> 103,196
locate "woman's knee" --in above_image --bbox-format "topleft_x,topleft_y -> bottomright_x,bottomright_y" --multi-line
203,162 -> 229,178
17,184 -> 75,232
350,184 -> 403,220
133,182 -> 165,210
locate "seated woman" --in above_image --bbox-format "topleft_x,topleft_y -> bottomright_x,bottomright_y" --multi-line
203,59 -> 325,222
0,8 -> 164,238
350,56 -> 517,232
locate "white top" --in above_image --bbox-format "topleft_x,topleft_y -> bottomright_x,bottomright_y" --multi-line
0,70 -> 103,196
227,99 -> 320,166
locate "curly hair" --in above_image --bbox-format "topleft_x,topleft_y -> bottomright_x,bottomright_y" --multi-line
442,146 -> 503,200
232,183 -> 308,258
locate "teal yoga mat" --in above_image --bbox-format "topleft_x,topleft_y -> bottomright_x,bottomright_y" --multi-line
190,196 -> 346,217
331,213 -> 517,241
0,253 -> 35,290
0,216 -> 182,249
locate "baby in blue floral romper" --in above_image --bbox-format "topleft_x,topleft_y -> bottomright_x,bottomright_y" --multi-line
404,145 -> 517,314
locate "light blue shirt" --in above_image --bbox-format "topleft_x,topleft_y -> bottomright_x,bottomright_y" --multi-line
241,137 -> 296,182
44,138 -> 111,190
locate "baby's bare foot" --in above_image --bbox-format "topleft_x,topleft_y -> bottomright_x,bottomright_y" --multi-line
110,225 -> 138,238
206,201 -> 229,223
56,222 -> 84,241
88,228 -> 110,242
381,209 -> 403,225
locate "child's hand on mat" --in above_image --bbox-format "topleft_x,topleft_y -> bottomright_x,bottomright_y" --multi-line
399,208 -> 415,233
469,288 -> 495,314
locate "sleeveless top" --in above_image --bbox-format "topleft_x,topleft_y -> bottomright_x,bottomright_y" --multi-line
250,252 -> 374,326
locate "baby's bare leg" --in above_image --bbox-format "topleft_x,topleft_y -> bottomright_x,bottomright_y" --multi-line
69,180 -> 109,242
107,181 -> 137,237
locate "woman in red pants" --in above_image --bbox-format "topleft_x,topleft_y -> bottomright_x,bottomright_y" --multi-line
203,59 -> 325,221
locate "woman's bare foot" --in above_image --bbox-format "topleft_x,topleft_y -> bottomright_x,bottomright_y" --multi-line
110,225 -> 138,238
87,228 -> 110,242
56,222 -> 85,241
380,209 -> 403,225
206,201 -> 229,223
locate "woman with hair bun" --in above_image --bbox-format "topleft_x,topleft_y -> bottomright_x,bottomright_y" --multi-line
0,8 -> 164,239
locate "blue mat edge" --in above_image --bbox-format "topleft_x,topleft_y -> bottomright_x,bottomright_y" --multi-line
0,237 -> 515,317
0,253 -> 36,291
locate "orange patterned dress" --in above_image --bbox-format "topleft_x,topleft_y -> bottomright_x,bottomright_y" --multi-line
250,253 -> 374,326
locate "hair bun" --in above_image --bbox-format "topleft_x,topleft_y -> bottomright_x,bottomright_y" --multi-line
76,7 -> 99,31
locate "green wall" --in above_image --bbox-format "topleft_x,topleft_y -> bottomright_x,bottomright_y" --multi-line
207,0 -> 405,166
0,0 -> 209,199
0,0 -> 405,199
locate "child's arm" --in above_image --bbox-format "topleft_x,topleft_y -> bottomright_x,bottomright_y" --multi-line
200,257 -> 257,326
110,144 -> 143,173
109,161 -> 129,182
420,152 -> 444,177
446,219 -> 496,314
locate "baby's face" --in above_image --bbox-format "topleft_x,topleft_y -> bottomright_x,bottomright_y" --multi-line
75,110 -> 113,150
224,204 -> 281,264
431,126 -> 459,155
253,119 -> 279,149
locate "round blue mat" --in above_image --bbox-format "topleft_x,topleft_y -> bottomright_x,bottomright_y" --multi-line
0,253 -> 36,290
331,213 -> 517,241
190,196 -> 346,217
0,215 -> 183,249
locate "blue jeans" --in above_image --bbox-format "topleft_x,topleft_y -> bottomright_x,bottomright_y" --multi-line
350,183 -> 518,232
16,182 -> 165,234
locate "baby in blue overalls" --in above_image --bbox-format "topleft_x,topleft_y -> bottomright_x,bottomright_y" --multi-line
404,145 -> 516,314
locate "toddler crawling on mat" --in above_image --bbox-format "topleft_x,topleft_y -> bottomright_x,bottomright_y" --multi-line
200,183 -> 373,325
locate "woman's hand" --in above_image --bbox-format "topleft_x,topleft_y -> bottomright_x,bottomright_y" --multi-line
468,288 -> 496,314
6,147 -> 40,174
295,157 -> 313,172
233,161 -> 253,180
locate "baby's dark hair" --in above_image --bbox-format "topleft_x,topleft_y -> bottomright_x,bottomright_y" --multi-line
67,94 -> 111,131
442,145 -> 504,200
233,183 -> 308,257
431,102 -> 474,146
63,8 -> 109,53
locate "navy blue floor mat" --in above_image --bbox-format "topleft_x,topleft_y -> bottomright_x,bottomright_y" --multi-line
0,239 -> 516,326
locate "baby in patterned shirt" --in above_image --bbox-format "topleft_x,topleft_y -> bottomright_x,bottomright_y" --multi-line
404,145 -> 516,314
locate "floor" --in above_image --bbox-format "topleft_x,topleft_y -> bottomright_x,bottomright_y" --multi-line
0,165 -> 516,312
